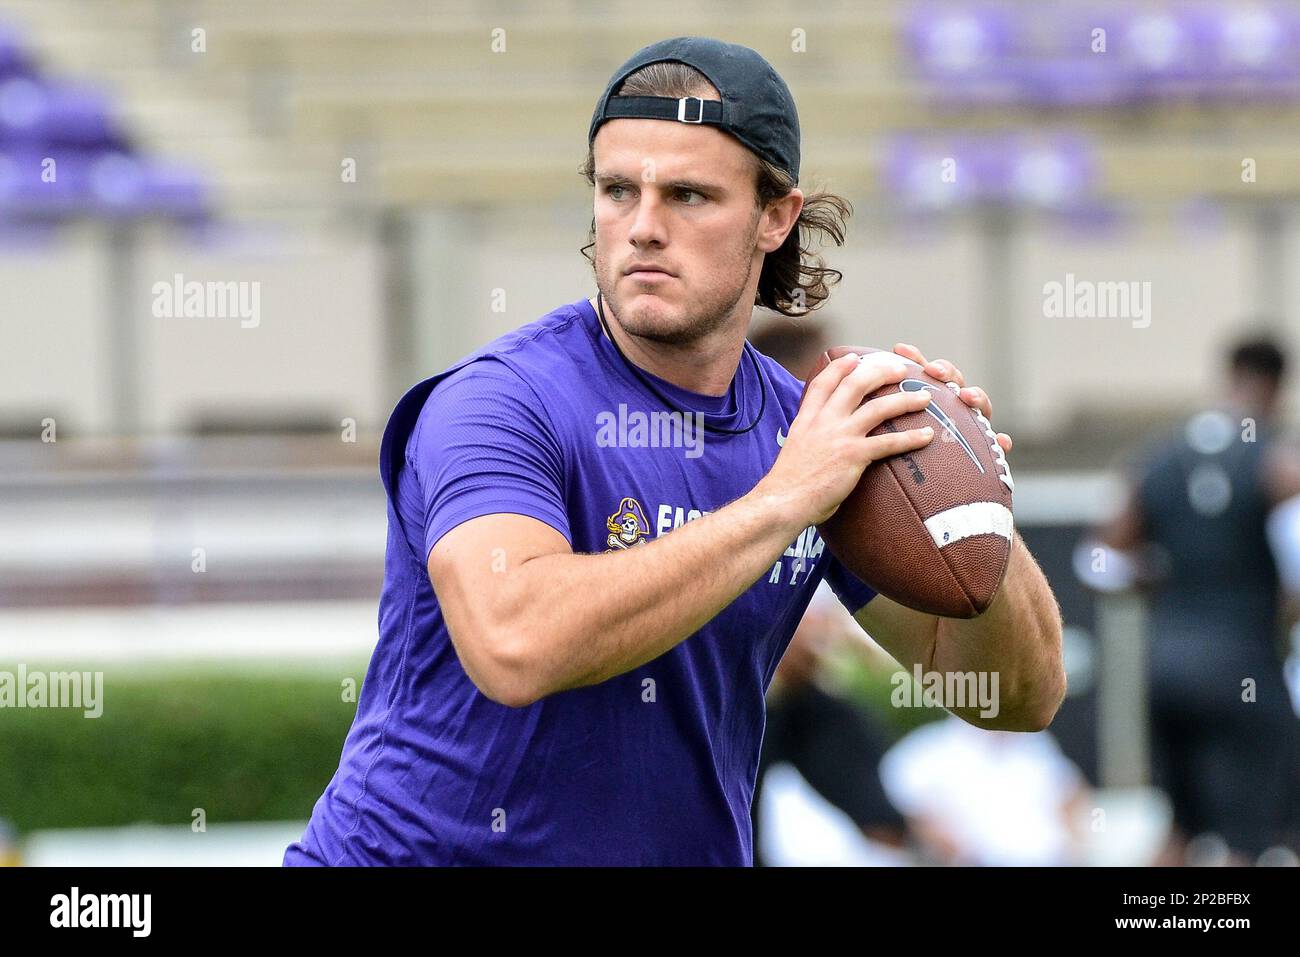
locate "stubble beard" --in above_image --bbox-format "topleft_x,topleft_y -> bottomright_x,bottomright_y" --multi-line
594,223 -> 760,348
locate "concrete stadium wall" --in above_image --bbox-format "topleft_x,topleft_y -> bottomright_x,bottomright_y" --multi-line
4,204 -> 1296,438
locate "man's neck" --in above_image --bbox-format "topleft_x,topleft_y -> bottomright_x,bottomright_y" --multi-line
589,296 -> 745,398
1224,392 -> 1273,424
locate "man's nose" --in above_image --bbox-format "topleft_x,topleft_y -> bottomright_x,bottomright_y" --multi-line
628,190 -> 668,246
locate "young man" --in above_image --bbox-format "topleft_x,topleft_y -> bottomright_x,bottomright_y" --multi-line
285,36 -> 1064,867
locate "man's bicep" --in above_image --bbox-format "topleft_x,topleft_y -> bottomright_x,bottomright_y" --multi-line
820,552 -> 938,668
851,592 -> 940,673
427,512 -> 571,704
429,512 -> 572,615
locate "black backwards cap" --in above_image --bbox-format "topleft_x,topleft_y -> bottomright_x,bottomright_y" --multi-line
588,36 -> 801,183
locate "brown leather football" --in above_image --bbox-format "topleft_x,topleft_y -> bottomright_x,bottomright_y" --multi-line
801,346 -> 1015,618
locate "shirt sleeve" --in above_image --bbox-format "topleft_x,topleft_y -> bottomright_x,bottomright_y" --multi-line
406,358 -> 571,560
822,552 -> 878,616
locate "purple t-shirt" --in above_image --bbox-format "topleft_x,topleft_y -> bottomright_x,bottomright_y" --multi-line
284,296 -> 877,866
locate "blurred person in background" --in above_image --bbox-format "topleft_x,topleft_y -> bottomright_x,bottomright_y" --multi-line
747,318 -> 911,866
879,714 -> 1089,866
1097,333 -> 1300,865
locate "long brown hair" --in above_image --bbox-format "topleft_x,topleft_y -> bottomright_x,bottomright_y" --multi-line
580,61 -> 852,318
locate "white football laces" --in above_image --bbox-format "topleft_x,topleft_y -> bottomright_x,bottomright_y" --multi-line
974,406 -> 1015,492
942,380 -> 1014,492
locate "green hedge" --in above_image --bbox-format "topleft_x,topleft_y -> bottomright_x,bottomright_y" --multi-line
0,660 -> 938,833
0,671 -> 360,832
828,653 -> 949,740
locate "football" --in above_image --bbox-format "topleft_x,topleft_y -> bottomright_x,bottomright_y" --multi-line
801,346 -> 1015,618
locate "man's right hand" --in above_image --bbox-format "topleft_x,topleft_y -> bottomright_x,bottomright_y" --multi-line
756,350 -> 937,526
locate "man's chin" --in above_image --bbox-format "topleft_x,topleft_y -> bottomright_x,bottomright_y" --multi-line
621,286 -> 675,305
606,290 -> 718,345
621,316 -> 697,346
618,298 -> 677,326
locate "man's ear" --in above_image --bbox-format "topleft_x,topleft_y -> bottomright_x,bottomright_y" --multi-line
758,189 -> 803,253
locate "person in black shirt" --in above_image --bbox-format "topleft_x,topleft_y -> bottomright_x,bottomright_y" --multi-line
1099,334 -> 1300,864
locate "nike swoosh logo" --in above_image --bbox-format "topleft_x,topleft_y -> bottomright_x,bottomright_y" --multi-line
899,379 -> 984,473
776,428 -> 787,448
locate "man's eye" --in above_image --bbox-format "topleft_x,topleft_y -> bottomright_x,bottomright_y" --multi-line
605,184 -> 703,203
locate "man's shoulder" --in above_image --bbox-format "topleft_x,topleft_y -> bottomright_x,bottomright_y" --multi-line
380,300 -> 588,489
433,300 -> 591,393
475,299 -> 589,364
430,299 -> 593,398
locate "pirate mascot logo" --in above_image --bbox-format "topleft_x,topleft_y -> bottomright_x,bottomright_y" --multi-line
605,496 -> 650,551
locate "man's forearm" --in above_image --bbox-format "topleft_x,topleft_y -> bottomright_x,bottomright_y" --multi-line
932,533 -> 1066,730
495,488 -> 808,702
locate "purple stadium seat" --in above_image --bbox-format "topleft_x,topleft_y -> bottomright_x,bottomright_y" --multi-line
1116,7 -> 1210,101
0,77 -> 45,142
881,135 -> 981,210
1202,5 -> 1300,101
904,4 -> 1025,105
137,163 -> 209,220
1007,134 -> 1096,208
36,84 -> 118,147
87,151 -> 209,220
882,132 -> 1097,212
0,79 -> 119,147
1010,59 -> 1136,108
0,23 -> 35,81
904,2 -> 1300,107
1012,5 -> 1142,108
0,146 -> 208,222
0,146 -> 94,217
0,24 -> 210,223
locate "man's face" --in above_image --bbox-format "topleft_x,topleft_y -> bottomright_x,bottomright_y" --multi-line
591,117 -> 766,346
1231,370 -> 1281,419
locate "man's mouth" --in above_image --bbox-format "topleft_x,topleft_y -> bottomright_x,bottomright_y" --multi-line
624,264 -> 675,277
